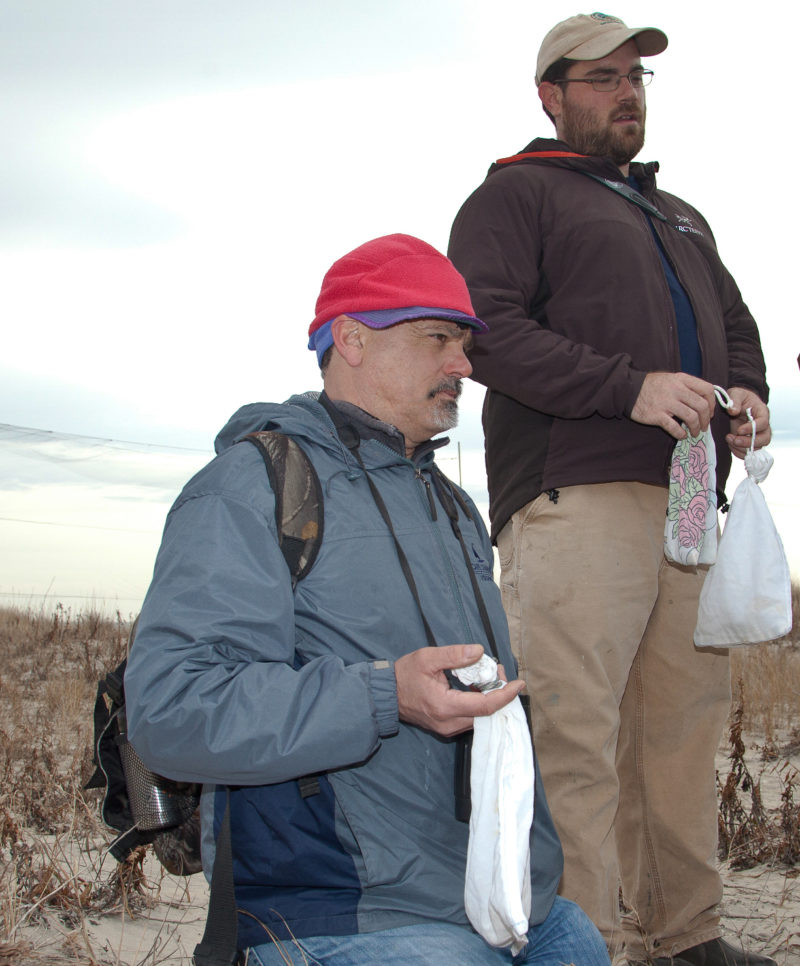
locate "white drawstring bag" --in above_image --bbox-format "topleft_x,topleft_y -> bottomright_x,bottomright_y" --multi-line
694,411 -> 792,647
453,655 -> 533,954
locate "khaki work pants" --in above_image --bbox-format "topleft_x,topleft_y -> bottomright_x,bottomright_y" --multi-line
497,482 -> 731,960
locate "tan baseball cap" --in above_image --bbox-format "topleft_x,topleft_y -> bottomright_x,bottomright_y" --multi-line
536,12 -> 668,85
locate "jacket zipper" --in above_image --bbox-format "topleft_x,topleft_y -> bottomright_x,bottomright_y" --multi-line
415,467 -> 437,521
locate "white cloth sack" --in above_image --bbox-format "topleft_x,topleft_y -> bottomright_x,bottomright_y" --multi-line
694,446 -> 792,647
453,656 -> 533,954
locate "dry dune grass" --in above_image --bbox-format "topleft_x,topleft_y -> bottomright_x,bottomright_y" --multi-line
729,577 -> 800,736
0,589 -> 798,965
0,606 -> 201,965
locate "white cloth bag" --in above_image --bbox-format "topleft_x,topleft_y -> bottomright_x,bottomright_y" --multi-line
453,656 -> 533,954
694,438 -> 792,647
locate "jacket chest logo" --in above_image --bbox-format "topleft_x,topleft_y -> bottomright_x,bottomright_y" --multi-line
673,213 -> 704,237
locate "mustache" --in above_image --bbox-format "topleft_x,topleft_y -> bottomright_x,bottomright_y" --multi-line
611,104 -> 643,122
428,379 -> 463,400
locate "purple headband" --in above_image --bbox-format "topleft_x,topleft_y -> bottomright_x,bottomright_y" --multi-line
307,306 -> 487,366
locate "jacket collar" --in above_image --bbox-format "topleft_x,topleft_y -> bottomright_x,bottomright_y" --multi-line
324,395 -> 448,465
489,136 -> 659,194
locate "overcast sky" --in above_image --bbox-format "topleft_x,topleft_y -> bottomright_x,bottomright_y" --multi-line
2,0 -> 798,612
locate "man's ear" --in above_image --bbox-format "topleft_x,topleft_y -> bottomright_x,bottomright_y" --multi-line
331,315 -> 365,367
538,81 -> 563,122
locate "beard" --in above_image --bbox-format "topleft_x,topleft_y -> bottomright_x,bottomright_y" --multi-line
560,98 -> 646,167
428,379 -> 462,431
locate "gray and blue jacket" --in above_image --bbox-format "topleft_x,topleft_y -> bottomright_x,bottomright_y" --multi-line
125,393 -> 562,949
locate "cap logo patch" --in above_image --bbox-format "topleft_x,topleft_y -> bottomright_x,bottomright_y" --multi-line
590,12 -> 624,25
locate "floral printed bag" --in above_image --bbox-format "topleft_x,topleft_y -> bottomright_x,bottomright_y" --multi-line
663,386 -> 732,567
664,427 -> 719,566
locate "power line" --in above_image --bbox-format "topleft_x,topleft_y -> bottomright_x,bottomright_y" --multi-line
0,515 -> 159,534
0,422 -> 209,455
0,421 -> 462,462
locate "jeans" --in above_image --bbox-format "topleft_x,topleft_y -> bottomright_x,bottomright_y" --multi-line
247,896 -> 608,965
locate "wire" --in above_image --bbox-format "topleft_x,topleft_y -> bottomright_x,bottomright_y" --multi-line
0,422 -> 209,455
0,516 -> 158,534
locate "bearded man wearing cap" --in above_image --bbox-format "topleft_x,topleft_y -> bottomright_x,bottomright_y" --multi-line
125,234 -> 607,965
448,12 -> 772,966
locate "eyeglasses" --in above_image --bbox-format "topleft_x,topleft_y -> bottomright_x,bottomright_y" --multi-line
554,69 -> 654,93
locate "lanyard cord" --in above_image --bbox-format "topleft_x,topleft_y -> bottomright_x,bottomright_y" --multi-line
582,172 -> 668,222
318,394 -> 499,660
351,444 -> 439,649
430,466 -> 500,662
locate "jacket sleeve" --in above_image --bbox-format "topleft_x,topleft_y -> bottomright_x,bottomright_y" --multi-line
448,179 -> 646,418
125,450 -> 399,786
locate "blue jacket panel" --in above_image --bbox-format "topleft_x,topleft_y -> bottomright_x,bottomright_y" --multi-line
125,393 -> 563,945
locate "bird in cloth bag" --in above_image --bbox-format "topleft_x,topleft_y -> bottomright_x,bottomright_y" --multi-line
454,654 -> 533,954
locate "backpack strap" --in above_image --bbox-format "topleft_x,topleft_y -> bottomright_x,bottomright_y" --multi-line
193,793 -> 240,966
243,431 -> 323,586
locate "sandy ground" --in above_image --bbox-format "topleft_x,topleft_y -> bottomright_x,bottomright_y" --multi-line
8,855 -> 209,965
714,738 -> 800,965
82,869 -> 210,965
11,733 -> 800,966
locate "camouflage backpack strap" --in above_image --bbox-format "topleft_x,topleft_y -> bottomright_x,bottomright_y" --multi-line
243,431 -> 323,585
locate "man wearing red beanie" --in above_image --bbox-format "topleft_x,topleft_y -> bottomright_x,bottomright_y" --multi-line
125,234 -> 606,965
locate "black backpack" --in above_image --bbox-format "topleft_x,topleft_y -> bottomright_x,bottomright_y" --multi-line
86,430 -> 323,961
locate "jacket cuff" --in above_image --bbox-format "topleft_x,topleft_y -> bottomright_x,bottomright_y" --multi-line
370,660 -> 399,737
727,381 -> 769,404
623,369 -> 648,417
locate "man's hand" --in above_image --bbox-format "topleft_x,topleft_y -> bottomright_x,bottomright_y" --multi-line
394,644 -> 525,738
725,387 -> 771,458
631,372 -> 717,439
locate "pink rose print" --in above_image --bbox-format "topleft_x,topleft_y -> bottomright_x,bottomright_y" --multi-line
673,459 -> 687,494
678,513 -> 703,549
686,492 -> 709,528
665,432 -> 717,565
687,444 -> 709,490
